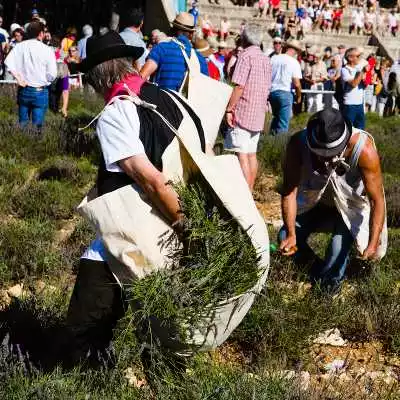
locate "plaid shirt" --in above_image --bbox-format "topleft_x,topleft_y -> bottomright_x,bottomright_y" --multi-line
232,45 -> 272,132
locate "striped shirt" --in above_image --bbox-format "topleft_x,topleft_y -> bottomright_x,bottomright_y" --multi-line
147,34 -> 208,91
232,45 -> 272,132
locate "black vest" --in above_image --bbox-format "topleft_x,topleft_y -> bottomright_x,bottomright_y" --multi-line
96,83 -> 206,196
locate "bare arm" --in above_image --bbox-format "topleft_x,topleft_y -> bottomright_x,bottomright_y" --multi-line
119,154 -> 181,224
292,77 -> 302,104
225,84 -> 244,128
346,70 -> 365,88
358,139 -> 385,259
140,59 -> 158,81
280,135 -> 302,255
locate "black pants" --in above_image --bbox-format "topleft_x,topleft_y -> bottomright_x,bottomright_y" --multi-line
65,258 -> 125,364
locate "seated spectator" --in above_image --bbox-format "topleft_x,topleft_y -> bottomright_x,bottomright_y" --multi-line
298,11 -> 312,39
364,7 -> 376,34
202,15 -> 215,38
332,3 -> 343,34
350,8 -> 364,35
388,10 -> 398,37
321,4 -> 333,32
323,46 -> 332,68
377,10 -> 387,37
219,17 -> 230,41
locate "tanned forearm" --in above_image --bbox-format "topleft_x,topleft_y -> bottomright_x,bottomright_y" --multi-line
368,196 -> 385,249
226,85 -> 244,112
142,179 -> 181,224
282,191 -> 298,237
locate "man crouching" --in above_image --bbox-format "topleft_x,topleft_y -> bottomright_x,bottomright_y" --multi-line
279,108 -> 387,294
64,31 -> 208,366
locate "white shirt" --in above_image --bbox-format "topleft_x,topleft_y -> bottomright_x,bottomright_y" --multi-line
388,14 -> 398,28
323,10 -> 333,21
271,54 -> 302,92
341,65 -> 365,105
352,10 -> 364,27
84,99 -> 145,262
97,98 -> 145,173
5,39 -> 57,87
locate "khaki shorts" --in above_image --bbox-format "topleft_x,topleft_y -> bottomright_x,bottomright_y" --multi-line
224,126 -> 261,154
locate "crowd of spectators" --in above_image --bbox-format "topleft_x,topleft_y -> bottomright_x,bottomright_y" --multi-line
0,2 -> 399,133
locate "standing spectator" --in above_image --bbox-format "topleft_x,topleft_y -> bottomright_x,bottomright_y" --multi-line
9,28 -> 24,50
325,54 -> 341,109
219,17 -> 231,40
269,39 -> 303,135
364,54 -> 377,112
225,37 -> 243,81
337,44 -> 346,65
195,38 -> 220,80
140,13 -> 208,91
350,8 -> 364,35
341,47 -> 367,129
224,24 -> 272,190
269,36 -> 283,57
376,58 -> 391,116
77,24 -> 93,60
385,72 -> 400,115
323,46 -> 332,68
209,41 -> 227,81
304,48 -> 327,112
61,27 -> 78,55
188,1 -> 200,26
5,21 -> 57,130
388,10 -> 398,37
119,8 -> 147,70
0,16 -> 10,43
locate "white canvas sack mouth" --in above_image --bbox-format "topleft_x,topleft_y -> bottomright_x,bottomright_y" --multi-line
175,39 -> 233,148
77,91 -> 270,352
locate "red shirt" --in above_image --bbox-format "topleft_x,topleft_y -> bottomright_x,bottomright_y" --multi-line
207,59 -> 221,81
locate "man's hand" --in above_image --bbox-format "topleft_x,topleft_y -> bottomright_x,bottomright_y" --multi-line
280,235 -> 297,256
225,111 -> 234,128
361,244 -> 378,260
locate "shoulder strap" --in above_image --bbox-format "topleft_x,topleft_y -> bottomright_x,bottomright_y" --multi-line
349,130 -> 368,169
171,38 -> 192,70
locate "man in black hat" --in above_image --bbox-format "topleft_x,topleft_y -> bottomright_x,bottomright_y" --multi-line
64,31 -> 208,365
279,108 -> 386,293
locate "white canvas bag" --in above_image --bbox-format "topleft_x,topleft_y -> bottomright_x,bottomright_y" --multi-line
77,92 -> 269,353
175,39 -> 233,147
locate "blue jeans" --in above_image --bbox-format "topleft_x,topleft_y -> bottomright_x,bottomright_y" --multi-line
269,90 -> 293,135
342,104 -> 365,130
17,86 -> 49,129
278,204 -> 354,289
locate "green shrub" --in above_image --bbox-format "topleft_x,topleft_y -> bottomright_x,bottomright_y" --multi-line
258,134 -> 289,174
0,218 -> 60,282
11,179 -> 84,220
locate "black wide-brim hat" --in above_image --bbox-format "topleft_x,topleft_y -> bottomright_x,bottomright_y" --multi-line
306,108 -> 353,158
79,31 -> 145,73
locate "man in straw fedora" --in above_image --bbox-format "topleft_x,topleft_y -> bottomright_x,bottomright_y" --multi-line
140,12 -> 209,91
64,30 -> 210,366
279,108 -> 386,294
269,38 -> 303,135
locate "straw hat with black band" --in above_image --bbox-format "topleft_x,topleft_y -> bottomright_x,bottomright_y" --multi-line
194,38 -> 215,57
306,108 -> 352,159
79,30 -> 145,73
171,12 -> 196,32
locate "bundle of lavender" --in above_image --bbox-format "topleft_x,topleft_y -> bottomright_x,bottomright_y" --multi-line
126,177 -> 261,343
